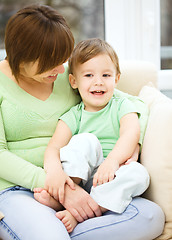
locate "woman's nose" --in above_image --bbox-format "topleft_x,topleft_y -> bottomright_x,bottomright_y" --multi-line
56,64 -> 65,74
52,64 -> 65,74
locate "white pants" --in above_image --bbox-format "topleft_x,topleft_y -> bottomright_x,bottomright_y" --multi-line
60,133 -> 150,213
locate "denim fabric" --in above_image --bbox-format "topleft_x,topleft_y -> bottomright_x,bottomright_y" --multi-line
0,187 -> 165,240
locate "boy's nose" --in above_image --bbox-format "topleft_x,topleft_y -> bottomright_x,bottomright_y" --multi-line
94,77 -> 103,85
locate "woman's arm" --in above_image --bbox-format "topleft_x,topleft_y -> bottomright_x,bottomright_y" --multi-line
0,110 -> 46,190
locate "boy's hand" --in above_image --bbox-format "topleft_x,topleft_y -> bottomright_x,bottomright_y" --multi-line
93,158 -> 119,187
45,169 -> 75,204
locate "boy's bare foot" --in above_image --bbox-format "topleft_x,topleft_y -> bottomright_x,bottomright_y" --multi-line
34,188 -> 63,211
56,210 -> 78,233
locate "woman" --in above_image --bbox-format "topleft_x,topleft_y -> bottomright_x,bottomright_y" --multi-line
0,4 -> 164,240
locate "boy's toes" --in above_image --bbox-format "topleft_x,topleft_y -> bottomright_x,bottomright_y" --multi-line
56,211 -> 64,220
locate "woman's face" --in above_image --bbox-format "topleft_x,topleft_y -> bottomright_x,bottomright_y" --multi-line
19,60 -> 65,84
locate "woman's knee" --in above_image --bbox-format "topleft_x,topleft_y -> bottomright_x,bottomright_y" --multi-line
71,197 -> 165,240
131,197 -> 165,239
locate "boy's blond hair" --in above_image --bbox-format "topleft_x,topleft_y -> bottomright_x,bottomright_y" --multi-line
68,38 -> 121,75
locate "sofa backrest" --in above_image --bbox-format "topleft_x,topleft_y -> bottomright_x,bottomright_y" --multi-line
117,60 -> 158,96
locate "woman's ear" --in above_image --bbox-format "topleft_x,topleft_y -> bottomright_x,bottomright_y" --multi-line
69,74 -> 78,89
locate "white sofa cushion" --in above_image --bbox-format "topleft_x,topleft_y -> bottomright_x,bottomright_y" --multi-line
139,85 -> 172,240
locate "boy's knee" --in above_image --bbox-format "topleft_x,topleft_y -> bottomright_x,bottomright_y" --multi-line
119,162 -> 150,188
129,162 -> 150,191
70,133 -> 100,147
73,133 -> 98,141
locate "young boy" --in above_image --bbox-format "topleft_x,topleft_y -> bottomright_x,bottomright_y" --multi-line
34,38 -> 149,233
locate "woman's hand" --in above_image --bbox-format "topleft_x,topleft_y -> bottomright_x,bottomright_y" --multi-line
63,184 -> 102,222
44,168 -> 75,204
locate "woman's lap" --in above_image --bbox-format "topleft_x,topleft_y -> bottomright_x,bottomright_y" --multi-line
0,187 -> 70,240
0,187 -> 164,240
71,197 -> 165,240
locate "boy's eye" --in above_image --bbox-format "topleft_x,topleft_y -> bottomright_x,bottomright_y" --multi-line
85,74 -> 93,77
103,74 -> 110,77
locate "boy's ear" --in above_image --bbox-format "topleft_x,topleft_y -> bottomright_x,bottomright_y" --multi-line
69,74 -> 78,89
115,73 -> 120,84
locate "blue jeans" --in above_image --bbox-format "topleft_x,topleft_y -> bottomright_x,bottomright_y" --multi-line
0,186 -> 164,240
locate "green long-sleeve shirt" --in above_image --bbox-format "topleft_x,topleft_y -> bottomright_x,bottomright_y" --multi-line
0,67 -> 80,191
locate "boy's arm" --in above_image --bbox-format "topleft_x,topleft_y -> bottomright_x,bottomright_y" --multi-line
124,143 -> 140,164
44,120 -> 75,203
107,112 -> 140,164
44,120 -> 72,172
114,89 -> 149,150
93,112 -> 140,187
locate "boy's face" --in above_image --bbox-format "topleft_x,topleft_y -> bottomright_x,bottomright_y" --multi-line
69,54 -> 120,112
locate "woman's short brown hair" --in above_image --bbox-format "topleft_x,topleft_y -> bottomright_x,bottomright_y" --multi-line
5,4 -> 74,79
68,38 -> 121,75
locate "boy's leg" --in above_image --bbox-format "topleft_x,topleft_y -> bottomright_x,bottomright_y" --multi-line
34,133 -> 101,211
90,162 -> 150,213
56,210 -> 78,233
60,133 -> 104,184
33,188 -> 78,233
57,133 -> 104,233
34,188 -> 63,211
34,133 -> 103,233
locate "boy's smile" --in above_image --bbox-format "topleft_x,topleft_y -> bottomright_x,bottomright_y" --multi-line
90,90 -> 105,95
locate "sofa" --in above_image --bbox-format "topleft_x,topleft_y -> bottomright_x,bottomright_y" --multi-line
0,61 -> 171,239
118,60 -> 172,240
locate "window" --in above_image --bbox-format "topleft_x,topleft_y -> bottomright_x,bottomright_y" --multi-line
160,0 -> 172,70
0,0 -> 104,60
104,0 -> 172,94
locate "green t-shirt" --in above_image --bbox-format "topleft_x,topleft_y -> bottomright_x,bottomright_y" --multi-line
60,96 -> 142,158
0,67 -> 80,191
